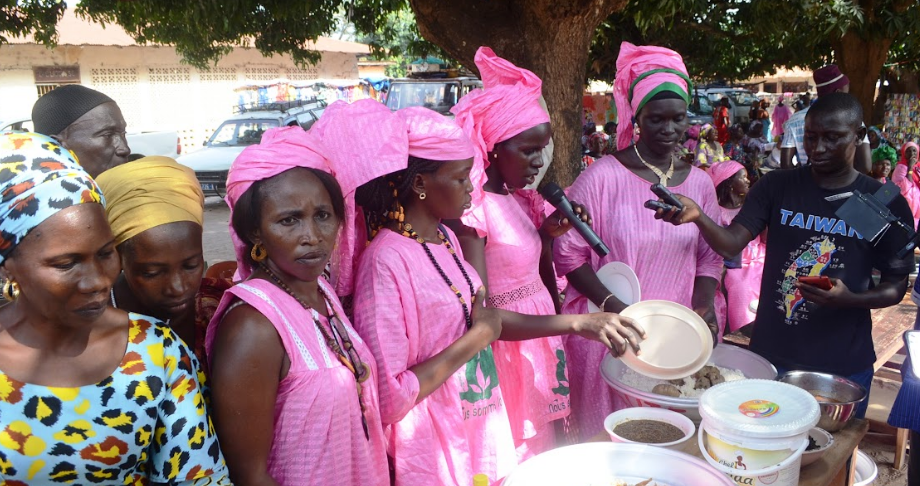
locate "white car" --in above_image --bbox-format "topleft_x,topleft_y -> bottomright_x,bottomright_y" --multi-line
0,116 -> 181,159
177,100 -> 325,197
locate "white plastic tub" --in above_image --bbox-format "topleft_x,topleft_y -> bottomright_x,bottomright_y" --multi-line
698,379 -> 821,486
503,442 -> 735,486
600,344 -> 777,422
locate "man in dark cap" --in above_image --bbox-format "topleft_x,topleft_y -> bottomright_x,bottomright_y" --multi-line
32,85 -> 131,177
780,65 -> 871,173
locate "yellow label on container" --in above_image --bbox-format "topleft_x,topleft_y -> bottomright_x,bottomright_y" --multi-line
738,399 -> 780,418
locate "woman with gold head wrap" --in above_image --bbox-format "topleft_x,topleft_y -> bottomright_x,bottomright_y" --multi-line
95,156 -> 229,366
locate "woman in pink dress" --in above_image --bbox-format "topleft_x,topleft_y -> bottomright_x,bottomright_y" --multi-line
554,42 -> 724,443
447,46 -> 590,459
892,142 -> 920,229
205,126 -> 389,486
771,96 -> 793,139
708,161 -> 766,333
346,106 -> 644,485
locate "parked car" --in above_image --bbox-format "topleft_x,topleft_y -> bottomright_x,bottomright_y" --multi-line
687,95 -> 715,125
385,77 -> 482,116
177,99 -> 326,197
700,87 -> 758,125
0,116 -> 182,159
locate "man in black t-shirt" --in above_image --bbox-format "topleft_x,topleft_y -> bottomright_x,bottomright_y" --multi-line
656,93 -> 914,418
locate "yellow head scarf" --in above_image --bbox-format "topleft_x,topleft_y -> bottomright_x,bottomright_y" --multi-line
95,156 -> 205,246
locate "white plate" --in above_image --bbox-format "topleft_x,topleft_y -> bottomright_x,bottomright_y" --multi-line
588,261 -> 642,313
619,300 -> 713,380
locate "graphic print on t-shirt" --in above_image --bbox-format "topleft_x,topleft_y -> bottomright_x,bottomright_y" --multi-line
778,236 -> 838,322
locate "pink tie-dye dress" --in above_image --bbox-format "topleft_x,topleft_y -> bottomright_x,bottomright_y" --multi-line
463,190 -> 570,460
352,228 -> 517,486
553,156 -> 724,442
205,278 -> 389,486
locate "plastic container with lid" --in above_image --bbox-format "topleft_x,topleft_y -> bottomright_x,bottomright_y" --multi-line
698,379 -> 821,486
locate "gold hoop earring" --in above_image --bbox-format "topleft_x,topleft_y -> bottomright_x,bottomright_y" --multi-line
2,279 -> 20,301
251,243 -> 268,262
419,193 -> 427,200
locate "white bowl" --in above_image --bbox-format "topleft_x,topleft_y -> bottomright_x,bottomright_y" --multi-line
854,450 -> 878,485
801,427 -> 834,467
604,407 -> 696,451
504,442 -> 735,486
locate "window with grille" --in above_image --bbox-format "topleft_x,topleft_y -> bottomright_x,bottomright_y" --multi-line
245,67 -> 281,82
36,84 -> 60,97
287,67 -> 318,81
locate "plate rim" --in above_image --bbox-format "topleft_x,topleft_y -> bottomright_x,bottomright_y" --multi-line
618,299 -> 713,379
587,261 -> 642,313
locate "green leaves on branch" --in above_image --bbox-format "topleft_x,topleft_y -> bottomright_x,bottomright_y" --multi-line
1,0 -> 64,45
589,0 -> 920,85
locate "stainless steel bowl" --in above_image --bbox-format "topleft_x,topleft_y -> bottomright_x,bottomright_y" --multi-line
778,371 -> 867,432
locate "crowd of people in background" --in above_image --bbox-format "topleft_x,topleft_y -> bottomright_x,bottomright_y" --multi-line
2,39 -> 920,486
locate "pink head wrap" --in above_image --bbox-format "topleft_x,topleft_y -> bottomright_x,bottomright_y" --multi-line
225,126 -> 331,280
708,160 -> 745,189
450,46 -> 550,234
614,42 -> 692,150
309,99 -> 411,296
312,101 -> 473,296
400,106 -> 475,161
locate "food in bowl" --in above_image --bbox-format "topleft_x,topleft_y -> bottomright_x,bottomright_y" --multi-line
620,363 -> 745,398
809,392 -> 843,404
801,427 -> 834,467
778,371 -> 867,432
612,420 -> 685,444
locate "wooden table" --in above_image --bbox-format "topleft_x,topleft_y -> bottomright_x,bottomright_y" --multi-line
587,419 -> 869,486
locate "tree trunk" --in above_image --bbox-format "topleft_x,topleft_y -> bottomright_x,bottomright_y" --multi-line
409,0 -> 627,187
831,30 -> 893,125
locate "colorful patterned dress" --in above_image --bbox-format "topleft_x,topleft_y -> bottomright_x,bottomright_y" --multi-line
353,228 -> 517,486
462,190 -> 569,460
0,314 -> 230,485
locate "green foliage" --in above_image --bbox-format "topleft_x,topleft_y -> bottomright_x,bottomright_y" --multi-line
590,0 -> 920,85
0,0 -> 64,45
73,0 -> 358,68
354,6 -> 454,77
0,0 -> 453,75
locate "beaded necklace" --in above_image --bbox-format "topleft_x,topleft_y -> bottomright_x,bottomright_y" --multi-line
259,263 -> 371,440
401,223 -> 476,329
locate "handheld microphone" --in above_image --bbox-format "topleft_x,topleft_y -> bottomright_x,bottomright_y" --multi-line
540,182 -> 610,257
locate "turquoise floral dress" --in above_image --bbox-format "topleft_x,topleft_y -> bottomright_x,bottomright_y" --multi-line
0,314 -> 231,485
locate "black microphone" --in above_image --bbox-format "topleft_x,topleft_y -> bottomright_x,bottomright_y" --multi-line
540,182 -> 610,257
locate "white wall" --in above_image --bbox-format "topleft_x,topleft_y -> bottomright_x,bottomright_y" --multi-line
0,44 -> 361,151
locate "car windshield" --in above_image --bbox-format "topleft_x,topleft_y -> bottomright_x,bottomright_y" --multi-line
385,82 -> 460,112
691,95 -> 715,115
207,119 -> 280,147
728,91 -> 758,106
706,90 -> 757,107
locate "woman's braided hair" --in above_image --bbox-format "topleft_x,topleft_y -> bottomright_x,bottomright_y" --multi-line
355,156 -> 441,239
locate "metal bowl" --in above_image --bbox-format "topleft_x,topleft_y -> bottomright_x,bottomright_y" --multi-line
777,371 -> 867,432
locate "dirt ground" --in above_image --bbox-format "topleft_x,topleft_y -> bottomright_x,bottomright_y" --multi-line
859,433 -> 909,485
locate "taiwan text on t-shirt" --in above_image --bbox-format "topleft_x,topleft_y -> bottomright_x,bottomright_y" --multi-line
733,166 -> 915,375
